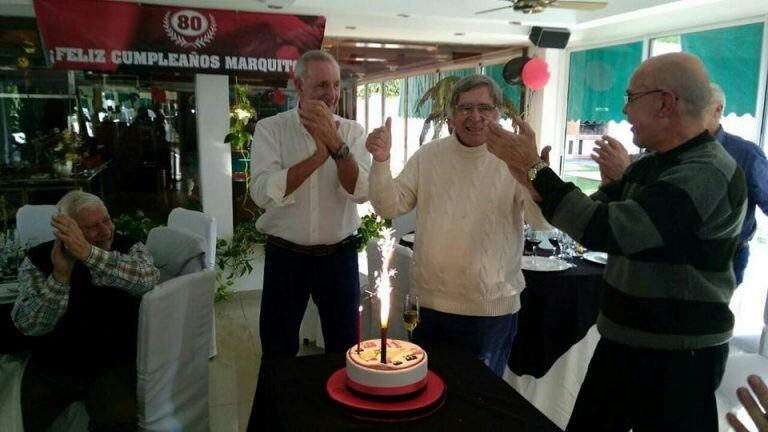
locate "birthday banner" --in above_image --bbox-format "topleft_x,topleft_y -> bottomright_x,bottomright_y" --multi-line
33,0 -> 326,76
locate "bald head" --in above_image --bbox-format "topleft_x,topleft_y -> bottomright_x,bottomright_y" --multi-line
634,52 -> 711,120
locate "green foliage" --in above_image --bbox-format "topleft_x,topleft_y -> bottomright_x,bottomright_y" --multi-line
356,81 -> 401,99
357,211 -> 391,252
113,211 -> 161,243
215,217 -> 266,302
226,84 -> 256,153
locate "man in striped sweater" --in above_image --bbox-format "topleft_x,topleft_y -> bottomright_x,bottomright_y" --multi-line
487,53 -> 747,431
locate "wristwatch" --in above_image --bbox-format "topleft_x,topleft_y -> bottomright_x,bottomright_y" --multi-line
331,143 -> 350,160
526,159 -> 549,182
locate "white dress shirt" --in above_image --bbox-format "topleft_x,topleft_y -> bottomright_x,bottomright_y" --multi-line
249,108 -> 371,246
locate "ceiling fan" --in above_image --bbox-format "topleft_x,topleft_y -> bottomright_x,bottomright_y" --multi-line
476,0 -> 607,15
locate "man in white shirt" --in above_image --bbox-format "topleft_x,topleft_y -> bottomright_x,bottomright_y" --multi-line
366,75 -> 548,376
250,50 -> 371,358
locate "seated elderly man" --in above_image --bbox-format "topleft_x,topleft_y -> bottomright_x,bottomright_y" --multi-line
11,191 -> 158,432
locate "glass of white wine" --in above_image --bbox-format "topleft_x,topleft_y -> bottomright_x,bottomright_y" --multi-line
403,294 -> 420,342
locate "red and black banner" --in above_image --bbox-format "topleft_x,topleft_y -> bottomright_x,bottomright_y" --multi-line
33,0 -> 326,76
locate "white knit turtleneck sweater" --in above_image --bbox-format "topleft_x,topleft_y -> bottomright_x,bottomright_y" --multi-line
369,134 -> 549,317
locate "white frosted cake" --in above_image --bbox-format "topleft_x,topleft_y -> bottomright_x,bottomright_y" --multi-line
346,339 -> 428,396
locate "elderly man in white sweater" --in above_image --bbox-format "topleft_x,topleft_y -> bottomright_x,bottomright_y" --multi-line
366,74 -> 548,377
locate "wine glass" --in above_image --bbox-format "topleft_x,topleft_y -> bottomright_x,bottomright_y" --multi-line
548,229 -> 562,258
526,228 -> 542,257
403,294 -> 420,342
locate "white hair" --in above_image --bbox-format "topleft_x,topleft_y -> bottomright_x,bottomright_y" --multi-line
710,83 -> 726,112
294,50 -> 339,82
56,191 -> 105,217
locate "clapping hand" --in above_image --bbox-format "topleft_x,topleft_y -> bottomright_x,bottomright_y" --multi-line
298,100 -> 341,158
727,375 -> 768,432
51,213 -> 91,261
591,135 -> 630,184
366,117 -> 392,162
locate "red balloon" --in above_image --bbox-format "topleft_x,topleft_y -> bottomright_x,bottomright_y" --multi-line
521,58 -> 551,90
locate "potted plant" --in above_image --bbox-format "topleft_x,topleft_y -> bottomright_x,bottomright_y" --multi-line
215,215 -> 266,301
225,84 -> 257,183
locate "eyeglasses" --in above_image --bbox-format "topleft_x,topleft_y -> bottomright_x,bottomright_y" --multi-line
623,89 -> 664,105
454,103 -> 498,117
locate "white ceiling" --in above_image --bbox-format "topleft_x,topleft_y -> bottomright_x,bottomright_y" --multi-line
1,0 -> 767,46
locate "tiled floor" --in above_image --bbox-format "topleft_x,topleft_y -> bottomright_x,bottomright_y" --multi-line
208,291 -> 323,432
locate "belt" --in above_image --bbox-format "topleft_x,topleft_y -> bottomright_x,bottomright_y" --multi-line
266,235 -> 360,256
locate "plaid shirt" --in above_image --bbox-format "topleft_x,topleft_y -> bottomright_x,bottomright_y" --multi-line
12,242 -> 159,336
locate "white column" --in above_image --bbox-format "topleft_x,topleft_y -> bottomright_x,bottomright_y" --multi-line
527,48 -> 568,175
195,74 -> 234,239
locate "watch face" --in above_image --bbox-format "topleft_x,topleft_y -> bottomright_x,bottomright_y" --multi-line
334,144 -> 349,160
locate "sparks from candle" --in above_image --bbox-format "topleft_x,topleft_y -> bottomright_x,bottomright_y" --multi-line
373,228 -> 397,329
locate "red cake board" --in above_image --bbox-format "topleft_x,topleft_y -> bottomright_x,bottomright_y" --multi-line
326,369 -> 447,422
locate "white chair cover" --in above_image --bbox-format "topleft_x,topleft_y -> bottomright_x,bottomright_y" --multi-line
167,207 -> 218,358
167,208 -> 216,269
146,227 -> 205,283
15,205 -> 58,248
136,269 -> 214,432
391,209 -> 416,240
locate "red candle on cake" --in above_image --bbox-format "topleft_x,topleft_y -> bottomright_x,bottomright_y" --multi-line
357,305 -> 362,353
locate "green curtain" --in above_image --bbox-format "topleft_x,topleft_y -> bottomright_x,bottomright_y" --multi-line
681,22 -> 764,116
483,63 -> 523,117
400,73 -> 436,118
566,42 -> 643,122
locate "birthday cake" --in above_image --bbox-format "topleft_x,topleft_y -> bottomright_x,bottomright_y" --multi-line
346,339 -> 428,396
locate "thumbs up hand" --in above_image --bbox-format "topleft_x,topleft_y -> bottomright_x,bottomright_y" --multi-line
365,117 -> 392,162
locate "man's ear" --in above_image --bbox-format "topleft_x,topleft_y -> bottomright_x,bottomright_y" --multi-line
294,78 -> 303,97
714,102 -> 724,119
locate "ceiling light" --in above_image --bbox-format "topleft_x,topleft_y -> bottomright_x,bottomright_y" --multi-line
346,26 -> 357,30
454,32 -> 465,36
257,0 -> 296,9
397,13 -> 410,18
352,57 -> 387,63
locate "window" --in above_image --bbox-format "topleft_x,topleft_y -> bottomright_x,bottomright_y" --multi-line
650,22 -> 765,143
563,42 -> 643,195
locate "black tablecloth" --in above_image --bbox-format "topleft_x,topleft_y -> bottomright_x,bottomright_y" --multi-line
248,343 -> 560,431
508,258 -> 604,378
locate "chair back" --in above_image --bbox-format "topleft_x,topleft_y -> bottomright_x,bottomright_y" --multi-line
391,209 -> 416,240
136,268 -> 214,432
15,205 -> 58,248
366,238 -> 413,341
146,226 -> 206,283
167,208 -> 216,269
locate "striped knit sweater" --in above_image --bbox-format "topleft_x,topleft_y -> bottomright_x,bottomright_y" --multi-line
369,134 -> 548,317
534,131 -> 747,350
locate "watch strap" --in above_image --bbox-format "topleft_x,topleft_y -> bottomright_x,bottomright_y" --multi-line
526,159 -> 549,182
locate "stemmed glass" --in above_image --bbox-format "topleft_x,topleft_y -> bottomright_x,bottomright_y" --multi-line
525,228 -> 542,257
403,294 -> 420,342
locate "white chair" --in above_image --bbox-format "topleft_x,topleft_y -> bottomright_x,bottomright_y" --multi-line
391,209 -> 416,240
365,238 -> 413,341
167,208 -> 216,269
15,205 -> 58,248
145,226 -> 206,284
167,207 -> 218,358
136,269 -> 214,432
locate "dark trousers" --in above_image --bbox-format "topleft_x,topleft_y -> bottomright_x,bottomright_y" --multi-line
733,244 -> 749,286
259,242 -> 359,359
414,307 -> 518,377
21,357 -> 137,432
566,338 -> 728,432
